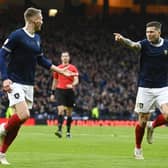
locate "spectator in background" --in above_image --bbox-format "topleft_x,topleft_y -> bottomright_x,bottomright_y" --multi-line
91,106 -> 99,120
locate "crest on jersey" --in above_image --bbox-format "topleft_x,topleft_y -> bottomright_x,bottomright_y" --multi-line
164,50 -> 168,55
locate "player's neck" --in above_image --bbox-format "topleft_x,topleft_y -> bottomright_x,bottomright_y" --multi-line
151,37 -> 161,45
24,24 -> 35,35
63,63 -> 69,66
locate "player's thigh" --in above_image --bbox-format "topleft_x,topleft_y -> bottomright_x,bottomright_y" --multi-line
66,107 -> 73,116
57,105 -> 65,114
138,112 -> 151,126
134,87 -> 156,113
14,101 -> 30,119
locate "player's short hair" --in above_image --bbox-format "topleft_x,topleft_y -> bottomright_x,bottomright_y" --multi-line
61,51 -> 70,56
146,21 -> 162,31
24,7 -> 41,21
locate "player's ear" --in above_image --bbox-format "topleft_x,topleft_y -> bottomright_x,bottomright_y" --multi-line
26,16 -> 32,22
29,16 -> 36,24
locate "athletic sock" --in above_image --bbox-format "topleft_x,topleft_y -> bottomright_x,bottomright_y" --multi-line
0,125 -> 21,153
152,114 -> 167,128
58,115 -> 64,132
4,113 -> 22,132
135,124 -> 145,149
66,116 -> 72,133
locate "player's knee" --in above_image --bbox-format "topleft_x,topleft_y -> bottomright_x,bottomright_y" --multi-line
58,106 -> 64,115
162,113 -> 168,120
58,111 -> 64,115
139,120 -> 147,128
66,112 -> 72,117
25,113 -> 30,119
18,111 -> 30,121
139,114 -> 148,127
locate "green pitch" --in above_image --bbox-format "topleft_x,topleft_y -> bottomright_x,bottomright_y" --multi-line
4,126 -> 168,168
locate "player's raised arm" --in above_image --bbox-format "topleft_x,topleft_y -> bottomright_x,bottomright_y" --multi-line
113,33 -> 141,51
36,54 -> 73,76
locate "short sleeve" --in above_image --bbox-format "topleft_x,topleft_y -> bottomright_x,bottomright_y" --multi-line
72,66 -> 79,76
139,39 -> 147,49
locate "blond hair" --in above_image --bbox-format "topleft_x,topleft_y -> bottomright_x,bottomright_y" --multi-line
24,7 -> 41,21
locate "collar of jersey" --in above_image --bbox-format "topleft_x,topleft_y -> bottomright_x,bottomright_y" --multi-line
150,37 -> 164,47
22,27 -> 35,38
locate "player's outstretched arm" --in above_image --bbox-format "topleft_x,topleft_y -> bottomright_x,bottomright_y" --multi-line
50,65 -> 74,77
113,33 -> 141,51
37,54 -> 75,76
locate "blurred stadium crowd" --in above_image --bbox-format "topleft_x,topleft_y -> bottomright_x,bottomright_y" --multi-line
0,10 -> 167,120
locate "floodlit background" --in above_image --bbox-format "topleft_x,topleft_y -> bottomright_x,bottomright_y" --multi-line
0,0 -> 167,123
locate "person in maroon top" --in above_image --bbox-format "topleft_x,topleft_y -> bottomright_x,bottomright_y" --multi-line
50,51 -> 79,138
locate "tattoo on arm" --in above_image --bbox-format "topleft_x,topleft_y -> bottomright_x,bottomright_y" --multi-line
122,38 -> 141,51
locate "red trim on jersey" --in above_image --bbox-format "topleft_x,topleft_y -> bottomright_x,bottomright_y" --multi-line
53,64 -> 79,89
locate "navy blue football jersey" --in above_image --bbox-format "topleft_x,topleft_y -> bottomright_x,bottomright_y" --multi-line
0,28 -> 52,85
138,38 -> 168,88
